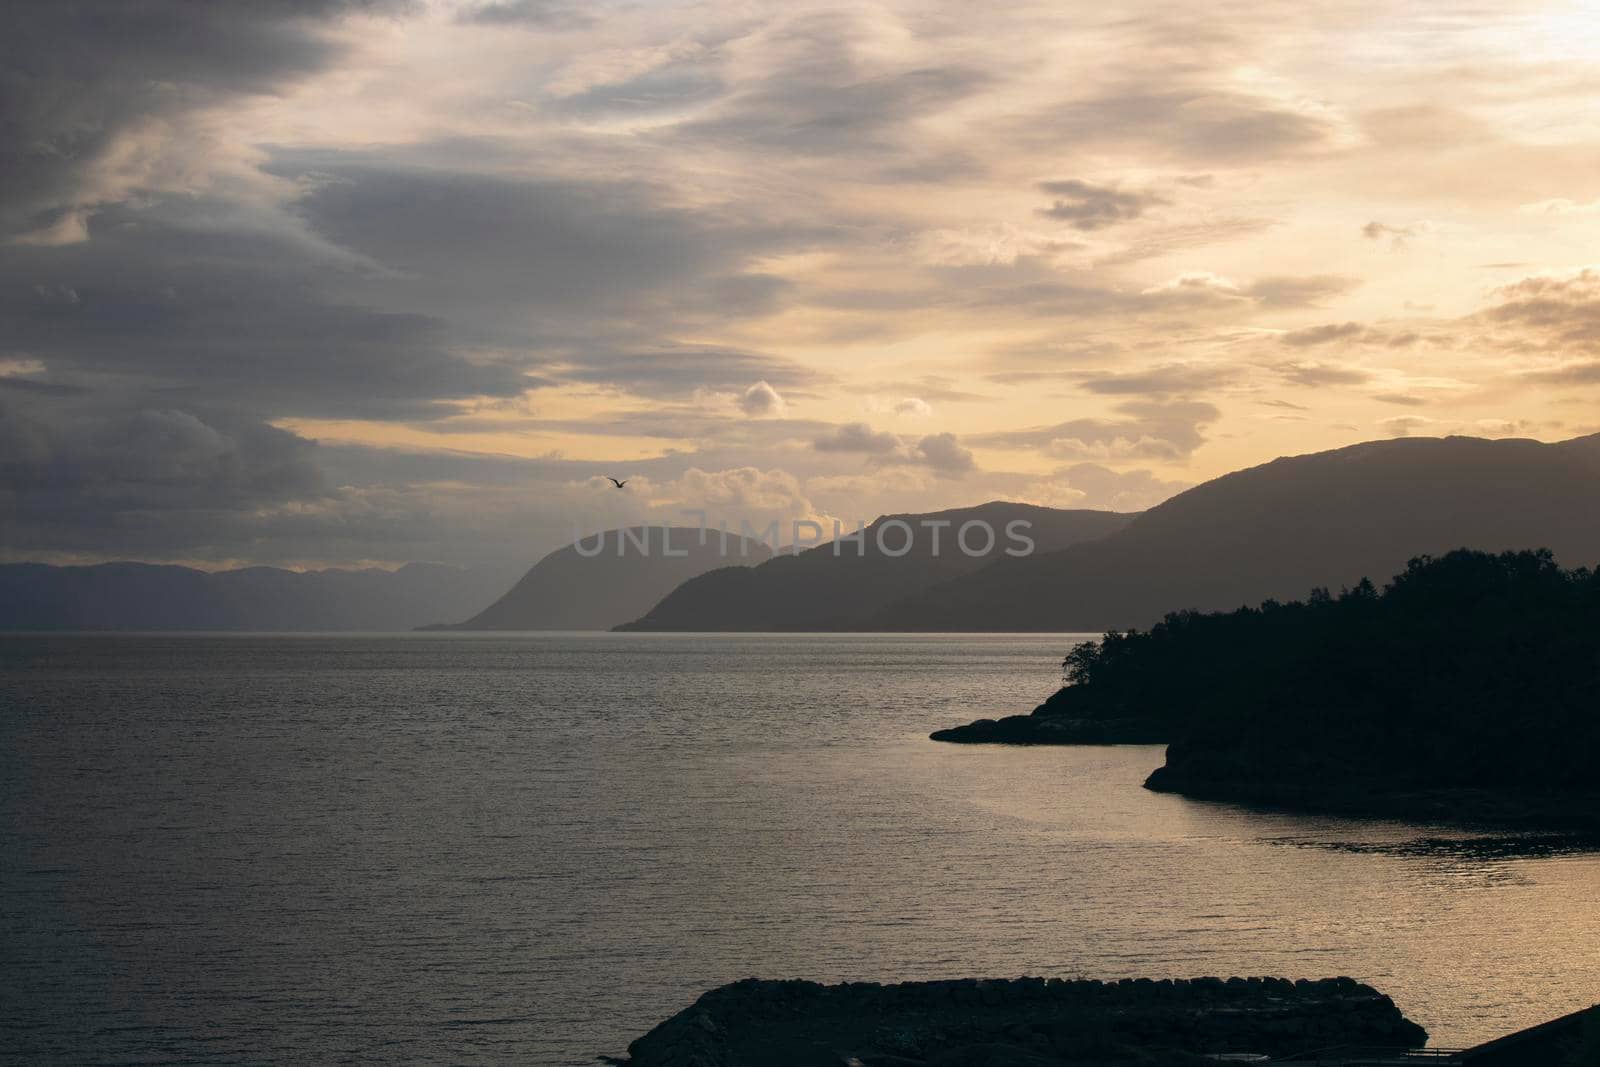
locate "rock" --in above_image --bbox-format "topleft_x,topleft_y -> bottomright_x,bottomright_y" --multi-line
618,976 -> 1429,1065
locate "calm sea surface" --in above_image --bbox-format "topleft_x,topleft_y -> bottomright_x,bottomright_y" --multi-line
2,633 -> 1597,1064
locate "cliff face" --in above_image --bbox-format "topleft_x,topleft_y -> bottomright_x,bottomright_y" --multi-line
620,976 -> 1427,1065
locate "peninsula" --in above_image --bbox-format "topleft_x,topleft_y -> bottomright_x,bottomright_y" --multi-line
934,549 -> 1600,833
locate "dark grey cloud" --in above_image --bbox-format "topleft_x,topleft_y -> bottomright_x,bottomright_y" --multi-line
0,199 -> 534,421
0,0 -> 407,237
275,153 -> 817,331
0,392 -> 329,557
971,400 -> 1219,461
1037,179 -> 1167,230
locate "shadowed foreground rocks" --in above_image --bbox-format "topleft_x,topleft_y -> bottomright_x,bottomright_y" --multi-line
615,976 -> 1427,1065
930,684 -> 1169,746
929,715 -> 1167,745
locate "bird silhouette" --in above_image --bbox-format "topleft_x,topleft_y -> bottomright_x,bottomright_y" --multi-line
607,477 -> 628,489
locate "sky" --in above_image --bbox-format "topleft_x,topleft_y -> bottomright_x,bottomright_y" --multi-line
3,0 -> 1600,569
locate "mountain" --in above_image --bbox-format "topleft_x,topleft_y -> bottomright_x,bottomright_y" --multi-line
0,560 -> 518,632
873,433 -> 1600,631
439,526 -> 773,631
615,503 -> 1135,631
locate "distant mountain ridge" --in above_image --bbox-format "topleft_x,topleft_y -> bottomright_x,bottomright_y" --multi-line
436,526 -> 774,631
872,433 -> 1600,632
615,502 -> 1136,631
0,560 -> 518,632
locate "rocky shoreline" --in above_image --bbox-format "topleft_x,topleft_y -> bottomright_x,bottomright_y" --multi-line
1144,765 -> 1600,837
615,975 -> 1427,1065
929,684 -> 1168,746
930,714 -> 1167,745
931,689 -> 1600,837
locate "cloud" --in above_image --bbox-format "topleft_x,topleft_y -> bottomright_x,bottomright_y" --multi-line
972,400 -> 1219,461
1076,362 -> 1238,397
1036,179 -> 1167,230
1281,322 -> 1366,347
1523,361 -> 1600,386
1278,361 -> 1371,387
1037,89 -> 1345,162
1245,275 -> 1360,308
562,347 -> 821,398
1361,220 -> 1428,249
0,199 -> 536,421
457,0 -> 593,28
893,397 -> 933,417
1379,414 -> 1436,437
1469,269 -> 1600,381
276,152 -> 820,331
1481,268 -> 1600,346
813,422 -> 974,475
670,12 -> 989,162
1518,198 -> 1600,216
0,394 -> 332,558
664,466 -> 821,517
0,0 -> 405,239
738,380 -> 787,416
1048,462 -> 1191,512
1377,414 -> 1531,439
813,422 -> 902,454
911,432 -> 974,475
1141,272 -> 1358,308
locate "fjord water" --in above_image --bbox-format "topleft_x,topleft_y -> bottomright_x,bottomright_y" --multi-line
2,634 -> 1596,1065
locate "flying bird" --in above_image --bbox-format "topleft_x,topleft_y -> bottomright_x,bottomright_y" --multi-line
607,477 -> 628,489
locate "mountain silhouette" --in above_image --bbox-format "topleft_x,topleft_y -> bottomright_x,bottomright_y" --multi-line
0,561 -> 518,632
615,503 -> 1134,631
872,433 -> 1600,631
436,526 -> 773,631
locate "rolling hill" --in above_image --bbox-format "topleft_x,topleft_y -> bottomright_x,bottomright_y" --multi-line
872,433 -> 1600,631
615,503 -> 1135,631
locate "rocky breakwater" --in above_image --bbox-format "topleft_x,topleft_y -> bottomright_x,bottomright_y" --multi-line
615,975 -> 1428,1065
